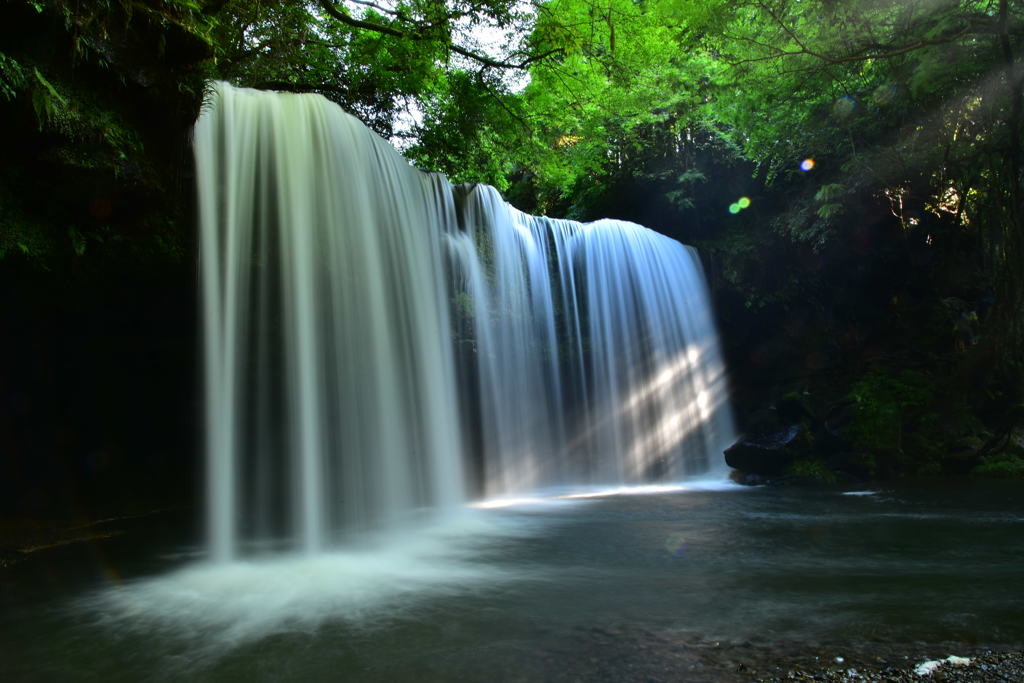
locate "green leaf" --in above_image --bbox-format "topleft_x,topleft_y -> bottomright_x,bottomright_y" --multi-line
68,227 -> 86,256
33,68 -> 67,108
816,203 -> 843,220
814,183 -> 845,202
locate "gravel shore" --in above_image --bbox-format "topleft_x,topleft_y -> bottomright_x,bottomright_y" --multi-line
752,649 -> 1024,682
515,626 -> 1024,682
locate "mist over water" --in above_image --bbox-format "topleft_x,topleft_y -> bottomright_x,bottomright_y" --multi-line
195,82 -> 735,562
78,511 -> 550,658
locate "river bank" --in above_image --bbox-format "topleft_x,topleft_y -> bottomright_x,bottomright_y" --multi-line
482,623 -> 1023,682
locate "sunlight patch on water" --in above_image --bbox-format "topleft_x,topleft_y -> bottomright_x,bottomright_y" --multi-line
469,479 -> 744,508
470,496 -> 570,509
559,480 -> 744,499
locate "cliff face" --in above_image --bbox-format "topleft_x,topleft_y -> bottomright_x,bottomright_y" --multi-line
0,1 -> 214,519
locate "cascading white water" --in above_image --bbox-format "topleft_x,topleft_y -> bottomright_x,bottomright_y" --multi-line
195,84 -> 465,561
196,83 -> 734,561
449,186 -> 734,495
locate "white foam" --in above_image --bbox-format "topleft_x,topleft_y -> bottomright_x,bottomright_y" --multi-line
914,655 -> 972,676
841,490 -> 879,496
80,512 -> 542,651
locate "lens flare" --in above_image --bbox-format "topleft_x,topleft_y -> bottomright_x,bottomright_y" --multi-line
664,533 -> 688,557
728,203 -> 741,214
737,197 -> 751,209
800,159 -> 815,172
871,84 -> 897,106
832,95 -> 856,118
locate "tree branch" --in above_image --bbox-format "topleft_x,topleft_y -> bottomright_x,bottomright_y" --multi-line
316,0 -> 406,37
743,1 -> 987,66
316,0 -> 561,70
347,0 -> 403,19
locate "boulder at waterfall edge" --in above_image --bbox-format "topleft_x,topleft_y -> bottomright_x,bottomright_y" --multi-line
724,424 -> 803,477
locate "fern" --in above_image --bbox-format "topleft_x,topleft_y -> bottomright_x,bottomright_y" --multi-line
816,203 -> 844,220
31,68 -> 68,131
814,183 -> 845,202
0,52 -> 26,101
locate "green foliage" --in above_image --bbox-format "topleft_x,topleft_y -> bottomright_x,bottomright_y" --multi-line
30,67 -> 67,130
788,458 -> 837,484
0,51 -> 26,101
846,366 -> 988,475
46,0 -> 215,51
0,0 -> 209,266
698,0 -> 1023,282
847,368 -> 935,470
972,451 -> 1024,478
22,67 -> 146,174
700,223 -> 808,311
209,0 -> 524,139
13,0 -> 1017,277
520,0 -> 689,197
0,187 -> 51,260
664,169 -> 706,210
408,70 -> 525,189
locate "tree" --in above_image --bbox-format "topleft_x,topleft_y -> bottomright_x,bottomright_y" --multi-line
701,0 -> 1023,365
210,0 -> 546,140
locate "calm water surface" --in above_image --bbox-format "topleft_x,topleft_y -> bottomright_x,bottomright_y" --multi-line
1,482 -> 1021,681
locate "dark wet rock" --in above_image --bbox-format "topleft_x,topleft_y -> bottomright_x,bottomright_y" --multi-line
0,549 -> 25,569
731,472 -> 772,486
725,424 -> 803,476
822,402 -> 855,438
726,393 -> 875,482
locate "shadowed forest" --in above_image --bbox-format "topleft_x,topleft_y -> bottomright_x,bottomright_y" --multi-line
1,0 -> 1022,514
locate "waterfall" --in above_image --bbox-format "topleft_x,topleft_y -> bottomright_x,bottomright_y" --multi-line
196,83 -> 734,561
449,187 -> 734,496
